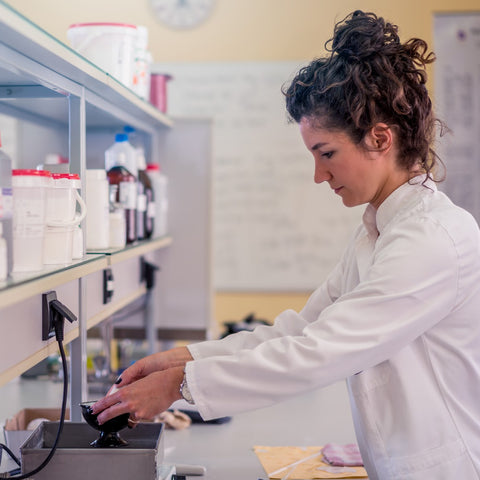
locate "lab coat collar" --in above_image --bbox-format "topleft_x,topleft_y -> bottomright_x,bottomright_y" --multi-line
363,174 -> 437,237
362,204 -> 379,240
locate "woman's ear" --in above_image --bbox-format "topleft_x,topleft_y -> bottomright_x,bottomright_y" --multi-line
365,123 -> 393,152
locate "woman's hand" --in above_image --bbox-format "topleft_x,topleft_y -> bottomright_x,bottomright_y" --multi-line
92,366 -> 185,424
114,346 -> 193,388
91,346 -> 193,424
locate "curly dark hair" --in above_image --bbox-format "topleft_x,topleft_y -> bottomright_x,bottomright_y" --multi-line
283,10 -> 445,179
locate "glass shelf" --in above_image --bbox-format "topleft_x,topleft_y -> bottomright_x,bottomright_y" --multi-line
0,236 -> 172,309
87,235 -> 172,262
0,254 -> 107,310
0,254 -> 104,291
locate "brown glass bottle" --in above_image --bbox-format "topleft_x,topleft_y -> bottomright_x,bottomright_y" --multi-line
107,166 -> 137,244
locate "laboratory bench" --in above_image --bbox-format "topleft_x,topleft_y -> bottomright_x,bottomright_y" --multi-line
0,377 -> 362,479
164,382 -> 359,479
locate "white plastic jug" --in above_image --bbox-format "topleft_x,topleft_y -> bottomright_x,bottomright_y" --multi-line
45,173 -> 86,227
105,133 -> 138,176
44,173 -> 87,265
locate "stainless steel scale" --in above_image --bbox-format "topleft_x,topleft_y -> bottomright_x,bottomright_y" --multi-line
20,421 -> 174,480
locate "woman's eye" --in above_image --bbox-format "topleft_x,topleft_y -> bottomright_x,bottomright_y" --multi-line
322,151 -> 334,159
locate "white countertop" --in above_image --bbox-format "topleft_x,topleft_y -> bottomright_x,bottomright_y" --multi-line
163,381 -> 359,479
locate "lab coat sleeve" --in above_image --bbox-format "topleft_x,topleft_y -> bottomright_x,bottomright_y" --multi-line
186,214 -> 468,421
187,251 -> 348,360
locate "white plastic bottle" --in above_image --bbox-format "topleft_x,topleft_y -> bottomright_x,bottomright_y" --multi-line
85,170 -> 110,250
105,133 -> 137,177
0,132 -> 13,277
146,163 -> 168,237
108,184 -> 126,249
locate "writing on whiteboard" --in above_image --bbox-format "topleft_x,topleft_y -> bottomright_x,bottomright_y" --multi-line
434,13 -> 480,222
158,61 -> 363,291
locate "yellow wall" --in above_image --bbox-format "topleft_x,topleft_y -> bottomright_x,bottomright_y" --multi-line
7,0 -> 480,62
6,0 -> 479,328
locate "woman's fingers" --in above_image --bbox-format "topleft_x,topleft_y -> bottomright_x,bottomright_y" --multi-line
92,366 -> 184,425
92,392 -> 130,424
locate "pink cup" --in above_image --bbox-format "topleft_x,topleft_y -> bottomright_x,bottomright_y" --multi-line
149,73 -> 172,113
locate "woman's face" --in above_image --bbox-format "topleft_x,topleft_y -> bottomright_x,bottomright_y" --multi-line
299,117 -> 408,209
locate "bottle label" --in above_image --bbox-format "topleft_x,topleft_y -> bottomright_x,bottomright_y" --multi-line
0,187 -> 13,219
13,190 -> 45,236
147,202 -> 156,218
119,182 -> 137,210
137,193 -> 147,212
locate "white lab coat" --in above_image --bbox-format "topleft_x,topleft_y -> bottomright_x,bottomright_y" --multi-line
187,176 -> 480,479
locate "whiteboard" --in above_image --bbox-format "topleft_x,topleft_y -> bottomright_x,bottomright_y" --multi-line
434,13 -> 480,222
157,61 -> 363,291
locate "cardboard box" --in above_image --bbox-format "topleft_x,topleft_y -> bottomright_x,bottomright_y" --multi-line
3,408 -> 69,459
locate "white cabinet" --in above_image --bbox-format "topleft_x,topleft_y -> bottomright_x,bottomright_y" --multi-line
0,1 -> 212,421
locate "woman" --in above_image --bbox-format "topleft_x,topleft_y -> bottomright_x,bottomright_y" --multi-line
93,11 -> 480,478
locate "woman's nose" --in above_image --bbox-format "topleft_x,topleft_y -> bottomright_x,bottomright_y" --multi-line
314,162 -> 331,184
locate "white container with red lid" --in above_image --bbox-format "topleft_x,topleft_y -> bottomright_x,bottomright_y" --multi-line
12,169 -> 52,272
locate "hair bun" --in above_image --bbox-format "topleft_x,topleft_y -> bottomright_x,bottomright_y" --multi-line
330,10 -> 398,60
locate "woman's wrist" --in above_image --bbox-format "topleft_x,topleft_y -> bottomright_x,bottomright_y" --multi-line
167,346 -> 194,369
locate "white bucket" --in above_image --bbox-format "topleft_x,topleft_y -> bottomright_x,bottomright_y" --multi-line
12,169 -> 52,272
67,22 -> 138,89
44,173 -> 87,264
44,225 -> 75,265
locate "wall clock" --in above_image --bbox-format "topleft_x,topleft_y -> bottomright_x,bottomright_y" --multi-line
151,0 -> 215,29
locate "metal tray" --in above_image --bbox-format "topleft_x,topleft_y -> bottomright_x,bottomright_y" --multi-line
21,421 -> 164,480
